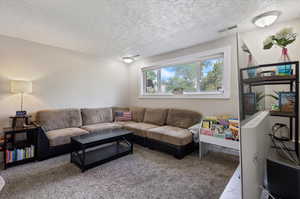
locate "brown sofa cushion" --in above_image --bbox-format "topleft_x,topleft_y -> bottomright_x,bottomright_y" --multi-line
114,121 -> 136,126
81,108 -> 113,125
36,108 -> 82,132
143,108 -> 168,126
166,109 -> 202,129
146,126 -> 192,146
81,123 -> 121,133
129,107 -> 145,122
123,122 -> 159,137
46,128 -> 89,146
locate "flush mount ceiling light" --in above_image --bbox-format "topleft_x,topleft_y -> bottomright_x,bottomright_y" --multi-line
122,55 -> 139,64
252,11 -> 281,28
122,57 -> 134,64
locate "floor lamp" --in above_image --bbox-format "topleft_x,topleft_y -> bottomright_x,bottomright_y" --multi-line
10,80 -> 32,115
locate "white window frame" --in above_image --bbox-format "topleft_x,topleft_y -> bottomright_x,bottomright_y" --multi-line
139,46 -> 231,99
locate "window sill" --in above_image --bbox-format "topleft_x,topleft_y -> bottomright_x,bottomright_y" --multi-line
138,92 -> 230,99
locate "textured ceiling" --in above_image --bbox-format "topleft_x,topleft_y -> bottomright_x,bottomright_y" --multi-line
0,0 -> 299,59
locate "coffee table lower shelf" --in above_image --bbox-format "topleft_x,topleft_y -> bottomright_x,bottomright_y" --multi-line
71,143 -> 132,172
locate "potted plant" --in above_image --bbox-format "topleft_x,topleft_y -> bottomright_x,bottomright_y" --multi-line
263,27 -> 297,75
256,92 -> 265,111
265,90 -> 280,111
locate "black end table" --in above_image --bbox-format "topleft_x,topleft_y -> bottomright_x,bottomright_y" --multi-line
9,115 -> 31,128
71,129 -> 133,172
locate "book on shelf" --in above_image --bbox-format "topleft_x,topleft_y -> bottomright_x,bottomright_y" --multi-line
0,137 -> 4,151
5,145 -> 35,163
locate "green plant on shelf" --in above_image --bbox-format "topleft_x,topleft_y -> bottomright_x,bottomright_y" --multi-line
266,90 -> 280,100
265,90 -> 281,111
256,92 -> 265,111
254,91 -> 282,111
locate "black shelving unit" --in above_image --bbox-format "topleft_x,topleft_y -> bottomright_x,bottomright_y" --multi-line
240,61 -> 299,157
2,125 -> 39,169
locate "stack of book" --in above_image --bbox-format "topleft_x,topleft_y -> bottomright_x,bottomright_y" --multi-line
6,145 -> 35,163
201,115 -> 239,141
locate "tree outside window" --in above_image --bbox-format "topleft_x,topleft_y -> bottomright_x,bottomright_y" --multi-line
143,55 -> 224,94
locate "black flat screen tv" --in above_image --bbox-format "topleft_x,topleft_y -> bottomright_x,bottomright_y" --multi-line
267,147 -> 300,199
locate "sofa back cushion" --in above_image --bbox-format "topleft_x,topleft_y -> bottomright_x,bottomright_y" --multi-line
129,107 -> 145,122
81,107 -> 113,125
143,108 -> 168,126
36,108 -> 82,132
166,109 -> 202,129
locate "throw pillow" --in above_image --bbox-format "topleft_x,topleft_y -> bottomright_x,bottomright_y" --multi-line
115,111 -> 132,121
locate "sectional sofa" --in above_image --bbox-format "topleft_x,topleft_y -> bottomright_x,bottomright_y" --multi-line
35,107 -> 202,160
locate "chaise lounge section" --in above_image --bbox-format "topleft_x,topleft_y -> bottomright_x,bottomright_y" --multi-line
35,106 -> 202,160
36,108 -> 89,160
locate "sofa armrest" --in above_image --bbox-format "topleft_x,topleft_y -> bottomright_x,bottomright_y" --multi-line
35,124 -> 50,160
188,121 -> 202,143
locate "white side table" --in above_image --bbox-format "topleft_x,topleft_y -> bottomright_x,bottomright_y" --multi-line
199,133 -> 240,159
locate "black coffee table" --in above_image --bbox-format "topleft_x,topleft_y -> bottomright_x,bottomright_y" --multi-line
70,129 -> 133,172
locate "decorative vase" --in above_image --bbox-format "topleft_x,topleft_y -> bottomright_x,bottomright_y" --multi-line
280,47 -> 291,62
277,47 -> 292,76
247,54 -> 256,78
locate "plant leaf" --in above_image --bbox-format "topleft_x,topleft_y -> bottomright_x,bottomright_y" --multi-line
263,43 -> 273,50
265,94 -> 278,100
256,92 -> 265,103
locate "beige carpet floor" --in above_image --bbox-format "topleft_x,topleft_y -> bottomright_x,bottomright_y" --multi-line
0,145 -> 238,199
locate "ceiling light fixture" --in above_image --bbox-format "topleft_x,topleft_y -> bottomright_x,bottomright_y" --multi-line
122,57 -> 134,64
122,55 -> 139,64
252,11 -> 281,28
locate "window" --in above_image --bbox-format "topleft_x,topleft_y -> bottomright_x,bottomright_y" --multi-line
141,47 -> 230,98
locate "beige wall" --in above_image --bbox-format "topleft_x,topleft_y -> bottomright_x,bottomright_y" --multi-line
128,36 -> 239,117
0,35 -> 129,132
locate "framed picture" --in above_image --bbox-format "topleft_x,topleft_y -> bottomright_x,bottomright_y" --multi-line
243,92 -> 256,114
279,92 -> 296,113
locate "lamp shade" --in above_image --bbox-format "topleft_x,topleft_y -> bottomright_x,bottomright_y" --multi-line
10,80 -> 32,94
